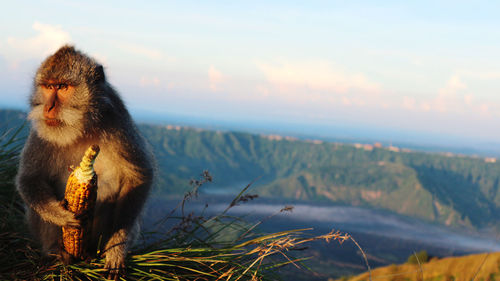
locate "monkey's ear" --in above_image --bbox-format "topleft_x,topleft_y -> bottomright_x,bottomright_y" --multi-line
95,65 -> 106,82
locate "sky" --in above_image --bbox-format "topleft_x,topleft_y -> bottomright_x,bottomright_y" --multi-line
1,1 -> 500,146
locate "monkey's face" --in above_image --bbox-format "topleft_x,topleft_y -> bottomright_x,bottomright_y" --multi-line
28,46 -> 106,147
28,80 -> 87,146
39,81 -> 74,127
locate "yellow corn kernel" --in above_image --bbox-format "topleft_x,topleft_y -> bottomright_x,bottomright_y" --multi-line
62,144 -> 100,259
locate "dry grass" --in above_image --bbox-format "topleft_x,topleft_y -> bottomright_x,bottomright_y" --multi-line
340,252 -> 500,281
0,163 -> 363,280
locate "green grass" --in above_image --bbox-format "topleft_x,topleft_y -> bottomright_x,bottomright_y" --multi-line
0,123 -> 44,280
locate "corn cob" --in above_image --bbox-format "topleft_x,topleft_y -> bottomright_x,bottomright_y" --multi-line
62,144 -> 100,259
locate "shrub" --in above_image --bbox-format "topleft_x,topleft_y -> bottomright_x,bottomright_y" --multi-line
407,250 -> 429,264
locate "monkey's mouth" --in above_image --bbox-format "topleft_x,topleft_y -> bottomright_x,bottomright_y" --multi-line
44,119 -> 63,127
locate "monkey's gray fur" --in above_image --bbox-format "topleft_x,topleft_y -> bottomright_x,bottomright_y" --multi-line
16,45 -> 155,276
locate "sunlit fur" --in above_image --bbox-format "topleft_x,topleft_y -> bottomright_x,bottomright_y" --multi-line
16,45 -> 155,277
27,104 -> 84,146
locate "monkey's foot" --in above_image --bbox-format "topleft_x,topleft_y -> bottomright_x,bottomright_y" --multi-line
104,259 -> 125,280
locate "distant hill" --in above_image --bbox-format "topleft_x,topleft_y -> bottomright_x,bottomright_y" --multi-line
337,252 -> 500,281
2,109 -> 499,233
140,124 -> 500,232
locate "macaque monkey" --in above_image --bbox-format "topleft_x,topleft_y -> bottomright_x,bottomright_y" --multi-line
15,45 -> 154,279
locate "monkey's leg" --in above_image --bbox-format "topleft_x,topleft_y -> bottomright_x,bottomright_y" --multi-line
90,201 -> 115,257
102,185 -> 147,280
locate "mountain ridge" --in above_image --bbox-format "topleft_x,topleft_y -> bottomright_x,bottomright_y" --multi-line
1,109 -> 499,233
139,123 -> 500,232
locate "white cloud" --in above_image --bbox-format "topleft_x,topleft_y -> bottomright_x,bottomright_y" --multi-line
433,75 -> 467,113
255,84 -> 270,97
256,60 -> 380,94
479,103 -> 490,114
396,75 -> 500,118
139,76 -> 161,87
0,22 -> 71,67
400,75 -> 470,114
420,102 -> 431,112
208,65 -> 224,92
463,94 -> 473,106
446,75 -> 467,92
457,70 -> 500,80
342,96 -> 351,106
402,96 -> 417,110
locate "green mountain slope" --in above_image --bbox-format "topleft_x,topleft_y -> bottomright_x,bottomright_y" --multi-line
139,124 -> 500,231
1,109 -> 499,231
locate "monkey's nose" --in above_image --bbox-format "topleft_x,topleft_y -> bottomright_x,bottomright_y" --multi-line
45,92 -> 57,113
48,101 -> 56,112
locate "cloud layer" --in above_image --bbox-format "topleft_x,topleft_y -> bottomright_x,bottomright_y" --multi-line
257,60 -> 380,94
2,19 -> 500,141
0,22 -> 71,68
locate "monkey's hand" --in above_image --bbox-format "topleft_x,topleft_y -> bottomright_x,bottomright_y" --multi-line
38,200 -> 81,228
74,207 -> 92,223
104,252 -> 126,280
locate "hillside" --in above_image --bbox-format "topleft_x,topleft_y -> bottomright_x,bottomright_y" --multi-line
1,109 -> 499,232
0,109 -> 27,133
139,124 -> 500,232
337,252 -> 500,281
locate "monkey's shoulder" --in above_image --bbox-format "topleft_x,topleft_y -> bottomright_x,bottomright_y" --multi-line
97,137 -> 153,183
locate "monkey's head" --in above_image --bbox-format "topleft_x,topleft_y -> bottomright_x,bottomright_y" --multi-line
29,45 -> 108,146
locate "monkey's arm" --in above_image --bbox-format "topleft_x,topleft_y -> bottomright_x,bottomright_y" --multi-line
15,136 -> 80,228
16,174 -> 81,227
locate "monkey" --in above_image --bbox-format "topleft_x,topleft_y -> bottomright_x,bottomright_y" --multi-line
15,45 -> 155,279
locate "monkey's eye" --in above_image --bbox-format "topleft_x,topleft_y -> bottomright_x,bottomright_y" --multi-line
56,84 -> 68,90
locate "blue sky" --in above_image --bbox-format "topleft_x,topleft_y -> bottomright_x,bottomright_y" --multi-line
1,1 -> 500,144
